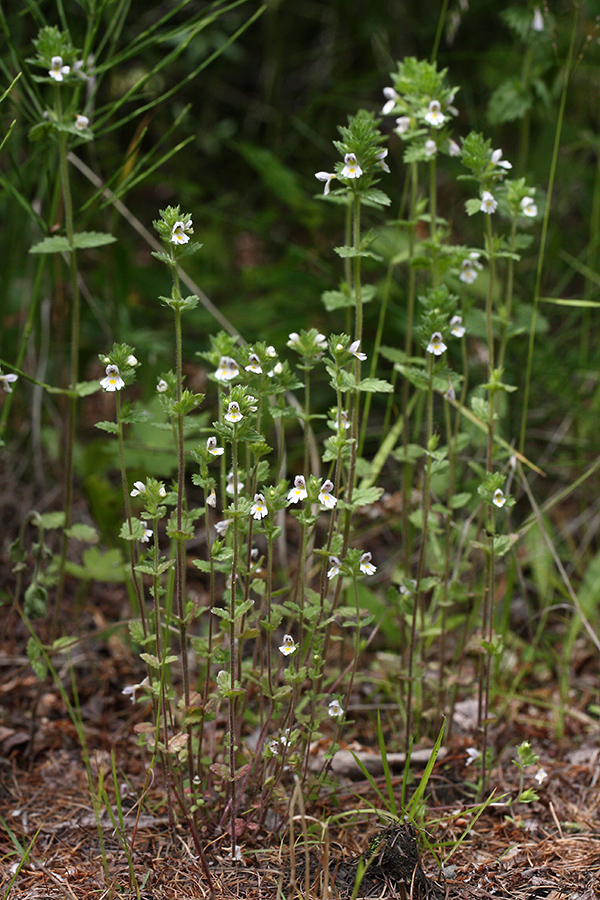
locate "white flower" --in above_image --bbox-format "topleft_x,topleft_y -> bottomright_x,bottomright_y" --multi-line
100,364 -> 124,392
427,332 -> 447,356
250,493 -> 268,520
315,333 -> 328,351
287,475 -> 307,504
215,518 -> 232,537
121,677 -> 149,703
49,56 -> 70,81
315,171 -> 336,195
465,747 -> 480,766
207,487 -> 217,508
157,379 -> 168,392
535,768 -> 548,785
328,699 -> 344,718
318,479 -> 337,509
245,352 -> 263,374
480,190 -> 497,214
376,149 -> 390,173
360,552 -> 376,575
226,472 -> 243,495
532,6 -> 544,31
448,139 -> 461,157
493,488 -> 506,508
75,114 -> 89,130
521,196 -> 537,218
287,332 -> 300,346
425,139 -> 437,157
206,436 -> 225,456
215,356 -> 239,382
224,401 -> 243,424
382,86 -> 399,115
171,220 -> 193,245
341,153 -> 362,179
349,339 -> 367,361
327,556 -> 342,579
140,521 -> 153,542
279,634 -> 296,656
266,345 -> 277,358
395,116 -> 411,135
126,354 -> 138,366
130,481 -> 146,497
491,148 -> 512,171
450,315 -> 466,338
0,373 -> 18,393
425,99 -> 445,127
459,252 -> 483,284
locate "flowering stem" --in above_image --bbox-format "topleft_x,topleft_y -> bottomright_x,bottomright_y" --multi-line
405,351 -> 434,748
228,425 -> 241,854
53,104 -> 82,630
402,161 -> 419,571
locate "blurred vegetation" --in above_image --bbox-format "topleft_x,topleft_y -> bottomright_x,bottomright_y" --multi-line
2,0 -> 600,493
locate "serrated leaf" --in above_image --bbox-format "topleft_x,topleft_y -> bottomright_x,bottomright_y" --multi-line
359,377 -> 394,393
27,637 -> 47,680
30,236 -> 71,254
361,188 -> 391,207
449,492 -> 472,510
65,523 -> 98,543
140,652 -> 160,668
29,231 -> 116,254
39,511 -> 66,529
95,420 -> 119,433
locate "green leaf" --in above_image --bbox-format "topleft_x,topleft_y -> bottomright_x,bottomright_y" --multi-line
39,511 -> 66,529
27,637 -> 47,680
359,377 -> 394,393
65,547 -> 127,582
30,231 -> 116,254
65,523 -> 99,543
95,421 -> 119,433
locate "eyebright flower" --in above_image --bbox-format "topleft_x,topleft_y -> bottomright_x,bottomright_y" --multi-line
465,747 -> 480,766
532,6 -> 544,31
315,171 -> 336,195
337,409 -> 350,430
425,139 -> 437,157
206,436 -> 225,456
328,699 -> 344,718
427,333 -> 447,356
250,493 -> 268,520
493,488 -> 506,508
157,379 -> 168,392
215,518 -> 232,537
382,86 -> 399,115
535,768 -> 548,785
226,472 -> 244,495
450,315 -> 466,338
207,487 -> 217,508
376,149 -> 390,173
49,56 -> 70,81
126,354 -> 138,366
224,401 -> 243,424
521,196 -> 537,218
100,364 -> 124,392
279,634 -> 297,656
425,99 -> 445,127
491,148 -> 512,171
171,220 -> 193,245
318,480 -> 337,509
460,252 -> 483,284
395,116 -> 411,135
75,114 -> 89,130
121,677 -> 149,703
130,481 -> 146,497
327,556 -> 342,579
215,356 -> 239,382
140,521 -> 153,542
341,153 -> 362,179
480,191 -> 497,214
448,139 -> 461,157
349,339 -> 367,361
0,373 -> 18,393
245,352 -> 263,374
360,552 -> 377,575
287,475 -> 308,504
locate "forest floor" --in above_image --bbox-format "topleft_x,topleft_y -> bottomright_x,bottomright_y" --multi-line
1,580 -> 599,900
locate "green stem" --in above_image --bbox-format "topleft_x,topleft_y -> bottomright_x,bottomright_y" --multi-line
520,8 -> 578,453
